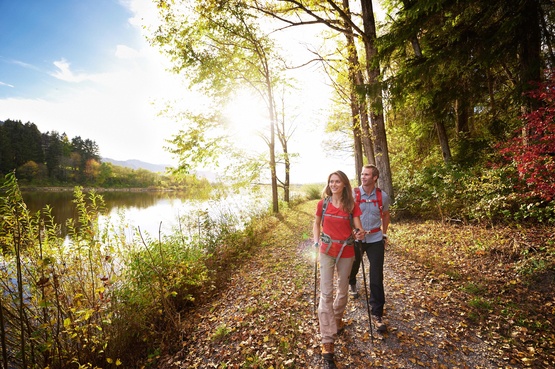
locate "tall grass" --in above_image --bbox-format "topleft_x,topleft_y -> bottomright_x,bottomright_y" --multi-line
0,172 -> 269,368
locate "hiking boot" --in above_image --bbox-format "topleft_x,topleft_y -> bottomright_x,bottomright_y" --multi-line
322,355 -> 337,369
322,343 -> 337,369
372,315 -> 387,332
336,318 -> 345,335
349,284 -> 359,298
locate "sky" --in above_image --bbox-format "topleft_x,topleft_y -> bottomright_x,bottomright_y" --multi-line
0,0 -> 358,184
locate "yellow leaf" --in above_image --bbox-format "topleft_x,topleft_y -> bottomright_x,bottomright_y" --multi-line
116,359 -> 122,366
107,358 -> 113,364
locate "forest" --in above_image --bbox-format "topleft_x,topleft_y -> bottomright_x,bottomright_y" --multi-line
148,0 -> 555,221
1,0 -> 554,368
0,119 -> 102,184
0,119 -> 208,189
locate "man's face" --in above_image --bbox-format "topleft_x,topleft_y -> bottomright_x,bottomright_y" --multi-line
361,168 -> 375,186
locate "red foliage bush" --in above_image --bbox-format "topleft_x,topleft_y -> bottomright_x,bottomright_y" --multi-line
499,71 -> 555,202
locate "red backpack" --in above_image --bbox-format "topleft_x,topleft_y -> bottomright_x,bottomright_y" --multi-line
354,187 -> 383,217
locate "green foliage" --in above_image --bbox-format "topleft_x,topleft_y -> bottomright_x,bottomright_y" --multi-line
0,172 -> 117,368
0,120 -> 102,184
303,184 -> 324,201
393,162 -> 555,224
1,119 -> 208,189
0,173 -> 268,368
211,324 -> 232,341
390,73 -> 555,224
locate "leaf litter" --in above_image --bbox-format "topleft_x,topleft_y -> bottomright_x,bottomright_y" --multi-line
156,201 -> 554,368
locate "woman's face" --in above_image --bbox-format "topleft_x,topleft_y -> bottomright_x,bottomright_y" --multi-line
328,174 -> 345,195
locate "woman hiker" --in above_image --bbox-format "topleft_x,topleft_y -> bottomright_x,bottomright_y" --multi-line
313,170 -> 365,369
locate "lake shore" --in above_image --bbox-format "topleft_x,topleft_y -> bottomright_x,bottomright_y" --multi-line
18,186 -> 178,193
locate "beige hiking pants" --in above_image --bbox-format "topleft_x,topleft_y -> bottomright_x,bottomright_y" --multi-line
318,252 -> 354,344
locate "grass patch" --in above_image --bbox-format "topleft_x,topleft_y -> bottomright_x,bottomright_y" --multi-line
211,324 -> 232,341
462,282 -> 487,295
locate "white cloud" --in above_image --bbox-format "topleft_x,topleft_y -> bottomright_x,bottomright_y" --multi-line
0,81 -> 14,88
11,59 -> 39,71
50,58 -> 99,83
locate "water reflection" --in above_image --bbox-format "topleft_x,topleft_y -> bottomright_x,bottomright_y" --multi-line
20,190 -> 205,237
18,189 -> 270,239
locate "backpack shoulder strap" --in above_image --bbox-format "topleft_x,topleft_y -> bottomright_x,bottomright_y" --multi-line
321,197 -> 331,227
376,187 -> 383,217
354,187 -> 361,205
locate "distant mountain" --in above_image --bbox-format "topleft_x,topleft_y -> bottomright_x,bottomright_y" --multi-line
102,158 -> 170,173
102,157 -> 218,182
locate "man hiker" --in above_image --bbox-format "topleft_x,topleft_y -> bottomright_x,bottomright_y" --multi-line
349,164 -> 391,333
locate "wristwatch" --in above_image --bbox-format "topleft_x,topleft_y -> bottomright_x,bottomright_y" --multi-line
314,241 -> 319,247
382,234 -> 388,239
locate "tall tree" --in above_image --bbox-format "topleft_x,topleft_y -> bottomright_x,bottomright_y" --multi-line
152,0 -> 294,212
359,0 -> 393,193
342,0 -> 376,183
378,0 -> 550,166
252,0 -> 395,197
0,120 -> 43,173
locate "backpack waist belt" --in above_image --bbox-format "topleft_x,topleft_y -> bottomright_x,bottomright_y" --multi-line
365,227 -> 381,234
320,232 -> 354,261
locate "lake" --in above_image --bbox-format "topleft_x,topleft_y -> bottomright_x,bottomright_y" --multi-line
19,189 -> 271,239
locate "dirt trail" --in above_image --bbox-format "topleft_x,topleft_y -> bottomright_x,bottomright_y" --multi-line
336,247 -> 518,368
156,202 -> 522,368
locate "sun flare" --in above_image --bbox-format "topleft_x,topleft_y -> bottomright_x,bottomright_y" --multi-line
224,91 -> 269,151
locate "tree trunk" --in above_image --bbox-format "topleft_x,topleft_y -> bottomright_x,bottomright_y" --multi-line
277,102 -> 291,203
519,0 -> 542,144
341,0 -> 374,183
455,96 -> 470,135
265,73 -> 279,213
435,121 -> 452,163
351,98 -> 364,185
519,0 -> 542,113
360,0 -> 394,199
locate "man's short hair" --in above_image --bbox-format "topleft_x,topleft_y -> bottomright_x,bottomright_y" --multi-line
363,164 -> 379,178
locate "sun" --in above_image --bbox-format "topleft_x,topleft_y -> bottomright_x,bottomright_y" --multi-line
224,90 -> 270,152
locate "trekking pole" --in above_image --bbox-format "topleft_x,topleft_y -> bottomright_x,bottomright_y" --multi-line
358,241 -> 374,344
313,243 -> 318,314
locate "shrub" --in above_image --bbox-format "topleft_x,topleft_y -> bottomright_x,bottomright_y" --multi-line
394,161 -> 555,224
0,172 -> 117,368
0,173 -> 270,368
303,184 -> 323,200
498,70 -> 555,203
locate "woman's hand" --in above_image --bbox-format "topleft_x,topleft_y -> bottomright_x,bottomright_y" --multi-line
354,228 -> 365,240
